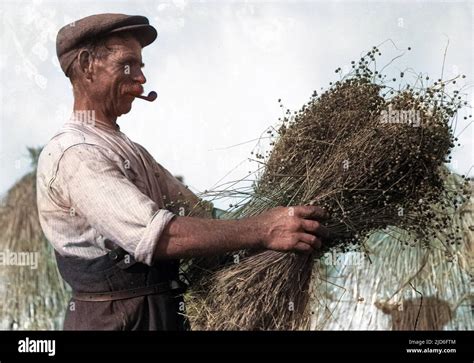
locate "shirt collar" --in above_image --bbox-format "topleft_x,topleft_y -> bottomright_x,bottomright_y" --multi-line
69,113 -> 120,133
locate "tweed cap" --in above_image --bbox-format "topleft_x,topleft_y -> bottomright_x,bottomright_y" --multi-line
56,13 -> 157,76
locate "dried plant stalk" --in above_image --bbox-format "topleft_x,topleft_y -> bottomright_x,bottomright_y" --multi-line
186,46 -> 472,330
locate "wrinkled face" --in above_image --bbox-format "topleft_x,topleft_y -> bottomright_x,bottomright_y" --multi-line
89,35 -> 147,117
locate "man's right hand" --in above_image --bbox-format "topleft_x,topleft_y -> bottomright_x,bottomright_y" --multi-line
255,206 -> 330,254
155,205 -> 330,260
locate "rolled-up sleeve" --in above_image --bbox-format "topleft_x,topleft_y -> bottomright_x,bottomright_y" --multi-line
52,144 -> 175,265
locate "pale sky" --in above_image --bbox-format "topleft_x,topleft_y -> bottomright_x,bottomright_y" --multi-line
0,0 -> 473,209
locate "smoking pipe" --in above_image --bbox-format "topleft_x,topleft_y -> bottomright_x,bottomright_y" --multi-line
134,91 -> 157,102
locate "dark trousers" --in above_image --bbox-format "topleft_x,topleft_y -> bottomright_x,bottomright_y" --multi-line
55,249 -> 189,331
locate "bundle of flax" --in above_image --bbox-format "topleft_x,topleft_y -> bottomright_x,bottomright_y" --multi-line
186,46 -> 471,330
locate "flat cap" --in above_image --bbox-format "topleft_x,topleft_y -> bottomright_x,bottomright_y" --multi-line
56,13 -> 157,76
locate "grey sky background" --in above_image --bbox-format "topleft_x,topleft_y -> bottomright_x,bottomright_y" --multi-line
0,0 -> 473,209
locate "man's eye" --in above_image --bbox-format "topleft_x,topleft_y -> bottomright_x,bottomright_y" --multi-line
120,61 -> 141,68
121,63 -> 132,74
118,60 -> 142,73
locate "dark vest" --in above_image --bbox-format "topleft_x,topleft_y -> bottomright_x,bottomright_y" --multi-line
54,243 -> 189,331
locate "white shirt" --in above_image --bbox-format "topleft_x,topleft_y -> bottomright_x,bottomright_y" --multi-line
36,116 -> 211,266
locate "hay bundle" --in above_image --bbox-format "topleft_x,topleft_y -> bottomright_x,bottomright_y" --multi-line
187,46 -> 471,330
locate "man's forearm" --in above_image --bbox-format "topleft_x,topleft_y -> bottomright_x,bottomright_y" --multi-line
153,205 -> 330,261
153,216 -> 263,260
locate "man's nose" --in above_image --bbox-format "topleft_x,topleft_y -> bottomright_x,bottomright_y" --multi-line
133,69 -> 147,84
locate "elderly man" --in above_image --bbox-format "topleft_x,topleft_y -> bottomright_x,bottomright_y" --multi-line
36,13 -> 329,331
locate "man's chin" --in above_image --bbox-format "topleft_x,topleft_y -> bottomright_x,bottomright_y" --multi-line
117,100 -> 133,116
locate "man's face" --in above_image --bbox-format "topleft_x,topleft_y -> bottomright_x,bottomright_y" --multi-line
89,35 -> 147,117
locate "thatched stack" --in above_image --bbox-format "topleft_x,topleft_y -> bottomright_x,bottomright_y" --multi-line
310,173 -> 473,330
0,149 -> 69,329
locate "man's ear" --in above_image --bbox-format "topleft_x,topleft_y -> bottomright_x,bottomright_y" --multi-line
77,49 -> 94,80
